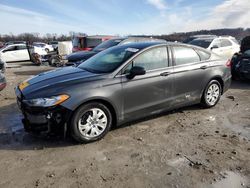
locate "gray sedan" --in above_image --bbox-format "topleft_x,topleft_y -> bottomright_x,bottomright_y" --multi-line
16,42 -> 231,143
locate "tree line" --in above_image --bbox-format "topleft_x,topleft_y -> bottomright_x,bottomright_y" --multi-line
1,28 -> 250,44
0,32 -> 86,44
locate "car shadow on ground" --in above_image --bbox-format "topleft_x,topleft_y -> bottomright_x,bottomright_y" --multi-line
0,80 -> 249,151
0,102 -> 204,151
230,80 -> 250,90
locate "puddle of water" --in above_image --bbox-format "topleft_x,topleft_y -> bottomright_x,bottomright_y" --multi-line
222,116 -> 250,140
201,171 -> 249,188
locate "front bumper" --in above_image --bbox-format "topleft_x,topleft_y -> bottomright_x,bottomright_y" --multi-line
16,89 -> 72,135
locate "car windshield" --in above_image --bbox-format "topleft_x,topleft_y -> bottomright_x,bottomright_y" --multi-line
78,46 -> 139,73
92,39 -> 123,52
189,39 -> 213,48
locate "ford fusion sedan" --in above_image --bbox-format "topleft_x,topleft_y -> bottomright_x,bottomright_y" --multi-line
66,37 -> 165,66
16,42 -> 231,143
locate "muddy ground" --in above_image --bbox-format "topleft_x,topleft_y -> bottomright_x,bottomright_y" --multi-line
0,62 -> 249,188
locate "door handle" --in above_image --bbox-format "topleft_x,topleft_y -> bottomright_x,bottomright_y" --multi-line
200,65 -> 208,70
160,72 -> 171,76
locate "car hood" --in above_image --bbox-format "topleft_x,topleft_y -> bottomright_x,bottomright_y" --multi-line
19,66 -> 105,98
67,51 -> 97,62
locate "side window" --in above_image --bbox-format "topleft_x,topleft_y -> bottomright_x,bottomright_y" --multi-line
17,45 -> 27,50
133,47 -> 168,71
195,49 -> 211,61
220,39 -> 232,47
3,46 -> 16,52
211,39 -> 221,48
173,46 -> 200,66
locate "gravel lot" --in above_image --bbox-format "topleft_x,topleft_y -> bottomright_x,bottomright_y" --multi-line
0,62 -> 249,188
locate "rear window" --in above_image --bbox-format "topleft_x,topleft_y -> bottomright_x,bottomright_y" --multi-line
93,39 -> 122,52
220,39 -> 232,47
173,46 -> 200,66
189,39 -> 213,48
195,49 -> 211,61
86,38 -> 102,48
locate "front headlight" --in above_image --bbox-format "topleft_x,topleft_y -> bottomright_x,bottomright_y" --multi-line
23,94 -> 69,107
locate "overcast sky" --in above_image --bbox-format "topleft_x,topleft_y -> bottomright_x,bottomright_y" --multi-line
0,0 -> 250,35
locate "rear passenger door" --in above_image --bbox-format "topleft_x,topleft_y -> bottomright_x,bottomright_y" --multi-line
16,45 -> 30,61
171,45 -> 211,106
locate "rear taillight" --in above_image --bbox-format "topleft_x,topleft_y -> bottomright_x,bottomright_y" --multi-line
226,59 -> 232,67
0,83 -> 6,91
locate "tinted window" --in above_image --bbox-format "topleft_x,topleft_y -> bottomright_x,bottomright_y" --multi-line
79,46 -> 138,73
132,47 -> 168,71
93,39 -> 122,52
17,45 -> 27,50
3,46 -> 16,52
189,39 -> 213,48
173,46 -> 200,65
86,38 -> 102,48
195,49 -> 211,61
220,39 -> 232,47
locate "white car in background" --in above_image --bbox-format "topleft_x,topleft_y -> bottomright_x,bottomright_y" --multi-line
189,36 -> 240,59
33,42 -> 54,53
0,44 -> 47,62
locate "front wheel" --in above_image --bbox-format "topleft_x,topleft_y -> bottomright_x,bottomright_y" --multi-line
201,80 -> 222,108
70,102 -> 112,143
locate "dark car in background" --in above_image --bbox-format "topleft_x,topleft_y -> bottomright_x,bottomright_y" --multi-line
66,37 -> 165,66
48,41 -> 59,51
72,35 -> 114,52
16,42 -> 231,143
231,36 -> 250,80
0,60 -> 6,91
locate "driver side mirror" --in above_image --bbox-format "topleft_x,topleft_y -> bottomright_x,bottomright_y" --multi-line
211,45 -> 219,50
126,66 -> 146,79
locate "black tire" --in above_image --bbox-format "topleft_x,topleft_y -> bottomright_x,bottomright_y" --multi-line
201,80 -> 222,108
70,102 -> 112,143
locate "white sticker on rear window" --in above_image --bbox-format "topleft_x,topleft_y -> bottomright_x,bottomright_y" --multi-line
125,48 -> 139,53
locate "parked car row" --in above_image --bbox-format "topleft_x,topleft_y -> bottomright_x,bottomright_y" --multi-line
66,37 -> 165,66
0,43 -> 48,63
16,42 -> 231,143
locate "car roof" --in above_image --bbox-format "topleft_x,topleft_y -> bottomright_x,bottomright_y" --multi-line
6,43 -> 26,47
118,41 -> 167,50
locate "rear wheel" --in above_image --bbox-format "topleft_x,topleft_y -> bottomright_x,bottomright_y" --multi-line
70,102 -> 112,143
201,80 -> 221,108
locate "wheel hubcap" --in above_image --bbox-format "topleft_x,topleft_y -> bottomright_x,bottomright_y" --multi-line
206,84 -> 220,105
78,108 -> 107,138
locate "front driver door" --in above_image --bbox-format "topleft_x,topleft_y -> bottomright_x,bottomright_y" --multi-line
121,46 -> 174,121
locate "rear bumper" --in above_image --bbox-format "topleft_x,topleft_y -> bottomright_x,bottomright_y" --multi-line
223,76 -> 231,94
